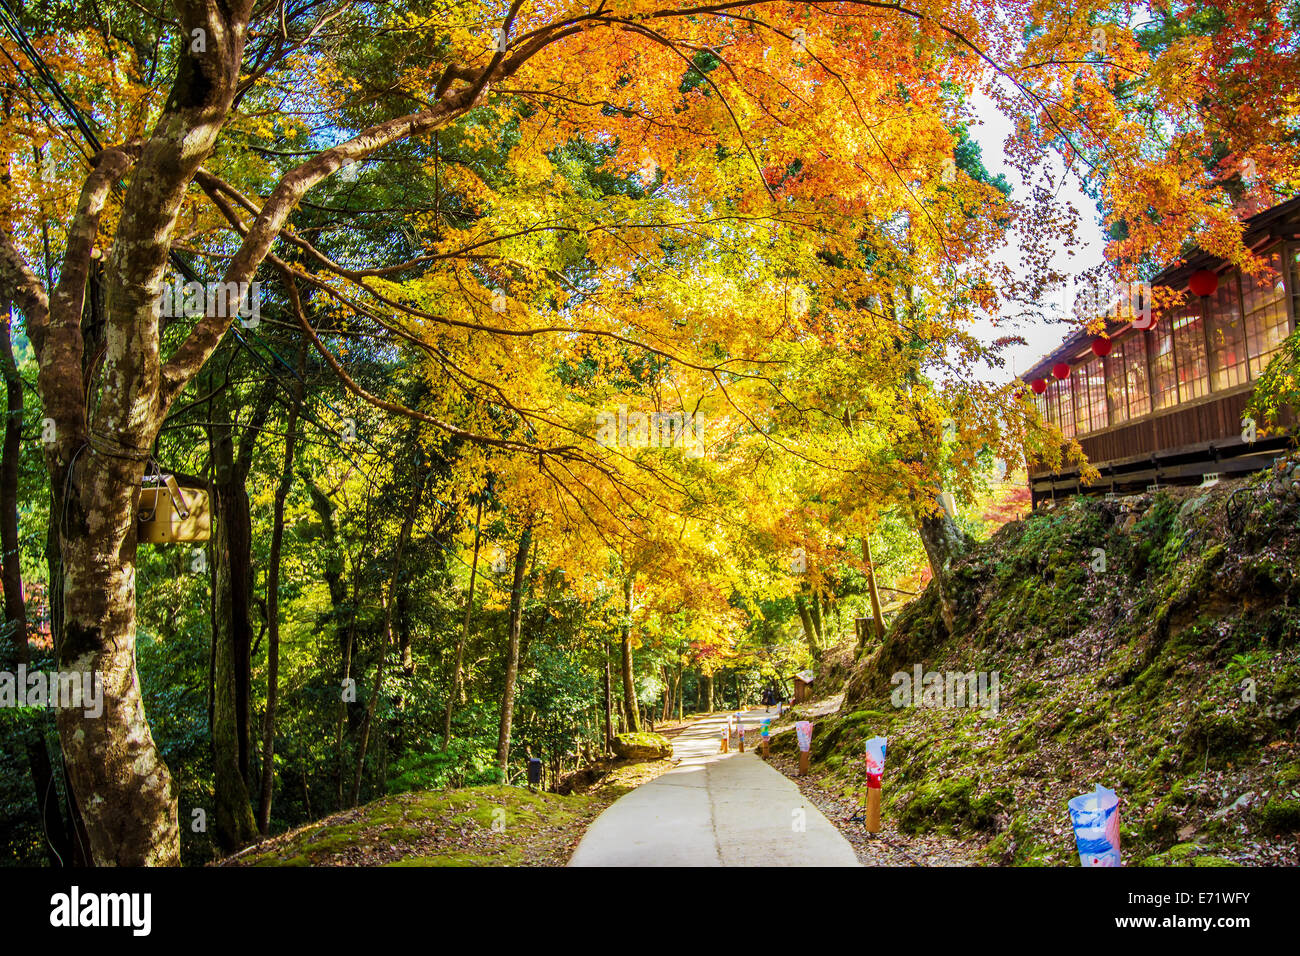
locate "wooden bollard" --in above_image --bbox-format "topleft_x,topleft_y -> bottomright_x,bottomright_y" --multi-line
761,737 -> 770,758
795,720 -> 813,776
864,736 -> 887,834
866,784 -> 882,832
720,728 -> 729,753
739,727 -> 745,753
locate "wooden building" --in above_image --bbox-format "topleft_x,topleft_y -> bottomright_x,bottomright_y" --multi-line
1026,197 -> 1300,506
792,669 -> 815,703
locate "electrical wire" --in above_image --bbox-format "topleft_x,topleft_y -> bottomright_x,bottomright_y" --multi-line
0,0 -> 101,150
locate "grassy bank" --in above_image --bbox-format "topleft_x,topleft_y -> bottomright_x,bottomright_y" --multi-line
770,465 -> 1300,866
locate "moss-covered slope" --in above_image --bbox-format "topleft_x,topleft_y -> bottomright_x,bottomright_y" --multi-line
219,785 -> 598,867
781,466 -> 1300,866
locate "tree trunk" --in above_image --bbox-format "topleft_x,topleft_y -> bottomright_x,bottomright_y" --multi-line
442,496 -> 482,749
619,573 -> 639,733
309,479 -> 356,809
306,480 -> 350,630
660,664 -> 673,722
204,367 -> 267,852
396,586 -> 415,675
351,470 -> 424,805
0,300 -> 71,866
0,2 -> 517,866
703,672 -> 714,713
862,534 -> 886,644
795,593 -> 820,660
918,506 -> 968,635
495,519 -> 533,775
256,338 -> 304,833
51,448 -> 179,865
602,641 -> 613,750
335,608 -> 356,808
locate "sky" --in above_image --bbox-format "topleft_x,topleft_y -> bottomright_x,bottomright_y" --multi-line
965,87 -> 1110,384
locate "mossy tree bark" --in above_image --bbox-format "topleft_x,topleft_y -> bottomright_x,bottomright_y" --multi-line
305,477 -> 361,805
917,507 -> 968,635
619,573 -> 640,733
496,519 -> 533,775
795,593 -> 820,661
443,496 -> 482,749
602,640 -> 613,750
351,469 -> 424,805
256,332 -> 305,834
861,534 -> 887,646
205,366 -> 274,851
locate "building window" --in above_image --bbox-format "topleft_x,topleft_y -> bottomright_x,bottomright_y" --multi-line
1071,366 -> 1089,434
1052,377 -> 1075,439
1289,243 -> 1300,343
1075,358 -> 1107,434
1104,348 -> 1128,427
1121,332 -> 1150,418
1173,305 -> 1210,402
1151,322 -> 1178,411
1206,272 -> 1248,390
1244,246 -> 1289,378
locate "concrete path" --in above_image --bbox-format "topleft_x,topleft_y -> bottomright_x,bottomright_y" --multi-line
569,709 -> 858,866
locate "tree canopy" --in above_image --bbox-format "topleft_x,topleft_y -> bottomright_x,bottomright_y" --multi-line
0,0 -> 1295,865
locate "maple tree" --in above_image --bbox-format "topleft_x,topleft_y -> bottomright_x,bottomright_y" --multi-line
0,0 -> 1295,866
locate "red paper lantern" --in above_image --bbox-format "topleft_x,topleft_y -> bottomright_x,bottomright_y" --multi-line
1091,337 -> 1113,358
1031,378 -> 1048,394
1188,268 -> 1218,298
1052,362 -> 1071,380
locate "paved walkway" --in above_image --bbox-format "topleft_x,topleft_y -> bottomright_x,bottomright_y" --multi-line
569,709 -> 858,866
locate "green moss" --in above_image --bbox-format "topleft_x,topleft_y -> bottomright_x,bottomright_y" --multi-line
1142,842 -> 1199,866
832,480 -> 1300,866
227,783 -> 596,867
986,811 -> 1051,865
810,717 -> 849,762
1141,843 -> 1243,867
1256,798 -> 1300,833
1180,707 -> 1260,767
1275,761 -> 1300,788
896,777 -> 1011,835
384,849 -> 522,867
844,709 -> 891,728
